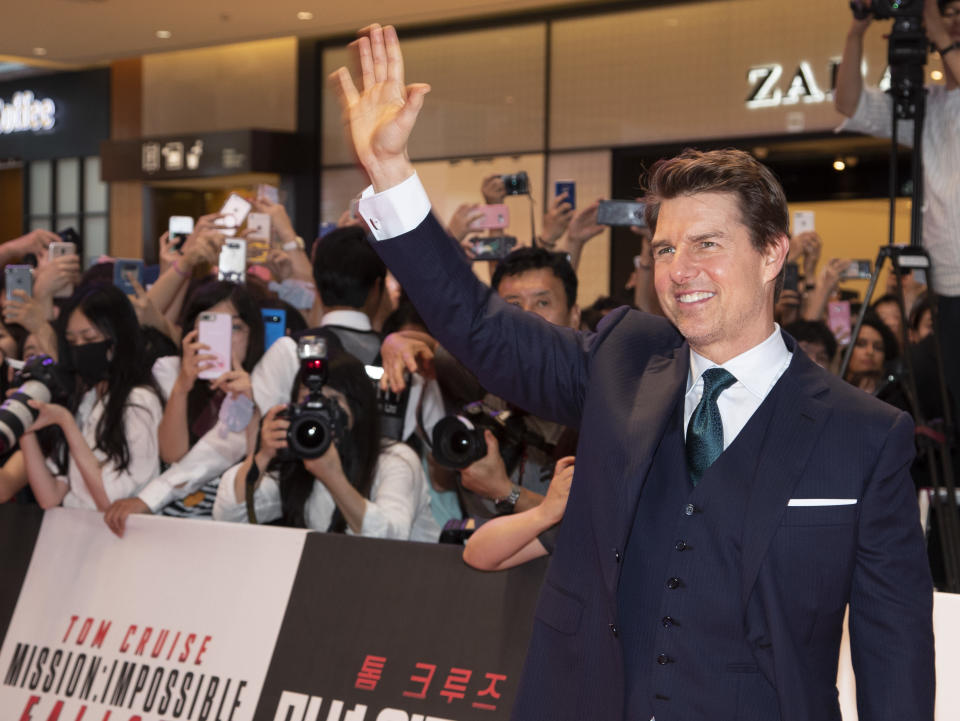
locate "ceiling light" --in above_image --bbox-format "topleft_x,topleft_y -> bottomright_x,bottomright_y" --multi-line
32,48 -> 47,56
931,70 -> 944,81
833,159 -> 846,172
297,11 -> 314,20
155,30 -> 172,39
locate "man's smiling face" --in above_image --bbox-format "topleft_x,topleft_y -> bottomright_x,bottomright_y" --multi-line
652,191 -> 787,363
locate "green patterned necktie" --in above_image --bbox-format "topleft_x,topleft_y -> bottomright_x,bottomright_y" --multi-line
686,367 -> 737,486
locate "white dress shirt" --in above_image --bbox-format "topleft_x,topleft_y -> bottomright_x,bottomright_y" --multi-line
683,326 -> 793,449
57,386 -> 163,510
839,85 -> 960,295
212,440 -> 440,542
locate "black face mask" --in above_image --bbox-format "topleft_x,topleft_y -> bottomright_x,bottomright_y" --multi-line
70,340 -> 112,386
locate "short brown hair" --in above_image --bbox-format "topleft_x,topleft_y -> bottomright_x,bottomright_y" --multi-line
642,148 -> 789,297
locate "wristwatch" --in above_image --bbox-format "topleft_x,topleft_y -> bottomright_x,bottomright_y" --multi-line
282,235 -> 306,251
938,41 -> 960,59
494,483 -> 522,514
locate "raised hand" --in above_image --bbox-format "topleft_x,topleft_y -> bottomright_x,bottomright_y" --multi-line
329,24 -> 431,191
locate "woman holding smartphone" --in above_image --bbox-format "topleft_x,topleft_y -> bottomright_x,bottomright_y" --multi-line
21,285 -> 163,510
152,280 -> 265,466
213,351 -> 439,541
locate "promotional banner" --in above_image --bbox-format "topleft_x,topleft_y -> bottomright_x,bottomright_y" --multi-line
0,509 -> 308,721
254,533 -> 547,721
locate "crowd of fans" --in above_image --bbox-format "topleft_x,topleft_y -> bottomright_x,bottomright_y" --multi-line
0,170 -> 948,571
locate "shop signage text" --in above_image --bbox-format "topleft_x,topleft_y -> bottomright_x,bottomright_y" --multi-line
746,60 -> 891,110
0,91 -> 56,134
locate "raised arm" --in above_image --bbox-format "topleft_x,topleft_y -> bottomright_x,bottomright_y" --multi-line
330,25 -> 596,427
834,4 -> 872,118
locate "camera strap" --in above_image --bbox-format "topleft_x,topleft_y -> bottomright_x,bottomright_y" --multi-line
244,458 -> 260,524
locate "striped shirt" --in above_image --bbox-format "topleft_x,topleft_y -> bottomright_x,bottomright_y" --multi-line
840,85 -> 960,296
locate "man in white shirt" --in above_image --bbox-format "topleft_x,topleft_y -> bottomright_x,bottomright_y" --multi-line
329,24 -> 933,721
836,0 -> 960,430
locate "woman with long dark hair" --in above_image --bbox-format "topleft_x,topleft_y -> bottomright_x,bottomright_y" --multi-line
21,285 -> 163,509
213,353 -> 438,540
152,280 -> 264,465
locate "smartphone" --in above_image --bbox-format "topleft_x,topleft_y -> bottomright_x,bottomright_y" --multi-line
470,235 -> 517,261
197,312 -> 232,380
501,171 -> 529,196
555,180 -> 576,210
49,240 -> 77,299
4,265 -> 32,300
840,260 -> 872,280
112,258 -> 144,295
598,200 -> 646,227
261,308 -> 287,351
218,193 -> 252,236
218,238 -> 247,283
827,300 -> 852,346
793,210 -> 815,235
246,212 -> 271,242
246,212 -> 272,264
783,262 -> 800,293
169,216 -> 194,252
468,204 -> 510,231
256,184 -> 279,204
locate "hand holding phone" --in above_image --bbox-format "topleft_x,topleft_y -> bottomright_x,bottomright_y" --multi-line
555,180 -> 576,211
467,204 -> 510,231
217,194 -> 252,236
113,259 -> 144,295
218,239 -> 247,283
197,312 -> 232,380
5,265 -> 33,301
597,200 -> 646,227
48,241 -> 77,298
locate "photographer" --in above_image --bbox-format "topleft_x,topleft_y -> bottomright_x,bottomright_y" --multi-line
382,246 -> 580,518
20,285 -> 163,510
213,352 -> 438,540
836,0 -> 960,426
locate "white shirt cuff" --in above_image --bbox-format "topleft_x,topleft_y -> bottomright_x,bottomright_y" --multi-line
357,172 -> 432,241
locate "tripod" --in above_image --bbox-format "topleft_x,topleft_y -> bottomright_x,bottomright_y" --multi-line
838,14 -> 960,592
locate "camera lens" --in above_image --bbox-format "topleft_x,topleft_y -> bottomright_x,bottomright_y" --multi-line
296,420 -> 326,450
450,430 -> 472,456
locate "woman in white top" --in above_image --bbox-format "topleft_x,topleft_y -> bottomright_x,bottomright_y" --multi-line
214,351 -> 439,542
21,284 -> 163,510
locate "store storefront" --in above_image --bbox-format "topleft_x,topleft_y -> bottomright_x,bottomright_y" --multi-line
0,68 -> 110,264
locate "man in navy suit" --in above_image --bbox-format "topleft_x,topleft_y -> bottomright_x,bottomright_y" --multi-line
331,25 -> 934,721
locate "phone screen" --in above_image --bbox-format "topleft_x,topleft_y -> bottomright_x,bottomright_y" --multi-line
197,312 -> 232,380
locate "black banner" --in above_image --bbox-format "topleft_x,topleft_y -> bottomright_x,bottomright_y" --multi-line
256,533 -> 546,721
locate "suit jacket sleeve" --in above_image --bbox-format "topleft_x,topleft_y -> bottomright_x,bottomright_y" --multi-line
373,213 -> 608,429
849,410 -> 935,718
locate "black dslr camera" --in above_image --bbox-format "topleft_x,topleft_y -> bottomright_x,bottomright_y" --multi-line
284,336 -> 348,459
0,355 -> 71,454
431,400 -> 548,472
501,171 -> 530,196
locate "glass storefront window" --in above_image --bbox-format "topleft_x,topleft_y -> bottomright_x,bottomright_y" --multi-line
84,157 -> 107,213
29,161 -> 51,216
56,158 -> 80,215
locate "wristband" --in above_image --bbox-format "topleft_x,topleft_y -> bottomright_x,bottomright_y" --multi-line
171,260 -> 189,278
938,41 -> 960,59
282,236 -> 306,251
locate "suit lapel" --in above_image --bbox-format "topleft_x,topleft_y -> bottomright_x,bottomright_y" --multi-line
594,343 -> 689,595
739,348 -> 831,604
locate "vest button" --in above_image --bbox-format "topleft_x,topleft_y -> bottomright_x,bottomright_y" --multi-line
666,577 -> 682,590
684,503 -> 697,516
609,623 -> 618,637
614,549 -> 622,562
657,653 -> 672,665
662,616 -> 675,628
675,540 -> 688,551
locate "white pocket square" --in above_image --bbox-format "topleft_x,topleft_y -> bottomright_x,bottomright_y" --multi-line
787,498 -> 858,507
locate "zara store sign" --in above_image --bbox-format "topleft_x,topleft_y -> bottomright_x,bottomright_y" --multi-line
745,59 -> 890,109
0,90 -> 56,134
